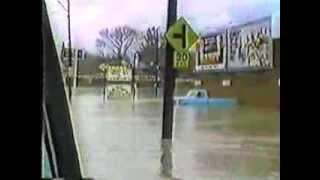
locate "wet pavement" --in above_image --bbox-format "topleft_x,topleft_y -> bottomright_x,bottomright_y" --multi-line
71,87 -> 279,180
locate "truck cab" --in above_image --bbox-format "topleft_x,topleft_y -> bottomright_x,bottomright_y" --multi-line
186,89 -> 208,99
174,89 -> 237,107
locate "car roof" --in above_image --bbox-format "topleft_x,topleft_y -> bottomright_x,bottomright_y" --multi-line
189,89 -> 207,92
188,89 -> 208,94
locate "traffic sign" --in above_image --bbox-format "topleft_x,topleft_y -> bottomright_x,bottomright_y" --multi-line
174,51 -> 190,69
165,17 -> 199,52
62,48 -> 87,60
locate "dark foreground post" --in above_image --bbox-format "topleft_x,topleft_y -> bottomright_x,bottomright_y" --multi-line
162,0 -> 177,141
67,0 -> 73,102
42,1 -> 92,179
160,2 -> 177,175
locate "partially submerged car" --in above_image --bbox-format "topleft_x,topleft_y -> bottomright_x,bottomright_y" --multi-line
174,89 -> 237,107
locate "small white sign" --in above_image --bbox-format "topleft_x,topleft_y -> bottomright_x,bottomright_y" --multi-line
278,78 -> 280,87
222,79 -> 231,87
196,64 -> 225,71
194,80 -> 202,86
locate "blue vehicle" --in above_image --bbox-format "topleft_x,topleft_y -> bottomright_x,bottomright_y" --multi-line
174,89 -> 237,108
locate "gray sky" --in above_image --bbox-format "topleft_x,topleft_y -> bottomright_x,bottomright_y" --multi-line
46,0 -> 280,53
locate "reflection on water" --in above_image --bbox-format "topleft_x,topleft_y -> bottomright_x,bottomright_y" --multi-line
72,87 -> 279,180
160,139 -> 173,178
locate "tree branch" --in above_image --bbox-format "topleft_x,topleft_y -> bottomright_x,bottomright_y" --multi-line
97,26 -> 139,61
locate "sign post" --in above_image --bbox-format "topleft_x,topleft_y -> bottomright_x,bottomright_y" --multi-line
162,0 -> 178,143
162,12 -> 199,142
99,63 -> 108,103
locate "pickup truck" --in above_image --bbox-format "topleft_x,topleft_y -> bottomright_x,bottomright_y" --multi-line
174,89 -> 237,107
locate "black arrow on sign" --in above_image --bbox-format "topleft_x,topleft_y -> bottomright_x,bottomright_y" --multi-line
173,24 -> 186,49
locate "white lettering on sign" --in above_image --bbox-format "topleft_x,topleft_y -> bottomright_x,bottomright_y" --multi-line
196,64 -> 222,71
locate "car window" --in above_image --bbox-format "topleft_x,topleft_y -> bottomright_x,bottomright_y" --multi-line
187,90 -> 197,97
197,91 -> 205,98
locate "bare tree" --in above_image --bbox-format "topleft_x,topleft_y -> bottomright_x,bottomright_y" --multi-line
138,26 -> 166,70
95,39 -> 106,57
96,26 -> 138,62
139,26 -> 166,51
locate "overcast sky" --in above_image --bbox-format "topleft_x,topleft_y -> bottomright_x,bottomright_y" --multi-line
46,0 -> 280,53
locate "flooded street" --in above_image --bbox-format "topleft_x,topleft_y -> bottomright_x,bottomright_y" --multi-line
43,0 -> 280,178
71,87 -> 279,180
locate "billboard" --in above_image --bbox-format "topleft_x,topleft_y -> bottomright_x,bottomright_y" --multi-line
195,31 -> 227,71
99,64 -> 132,81
228,17 -> 273,69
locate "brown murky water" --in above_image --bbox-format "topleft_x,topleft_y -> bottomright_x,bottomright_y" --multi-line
71,87 -> 279,180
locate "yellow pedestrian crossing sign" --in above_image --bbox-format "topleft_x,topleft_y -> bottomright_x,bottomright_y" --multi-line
165,17 -> 199,52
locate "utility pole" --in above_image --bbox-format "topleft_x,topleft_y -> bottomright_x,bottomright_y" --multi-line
155,27 -> 159,97
67,0 -> 73,102
160,5 -> 175,175
76,59 -> 80,87
76,49 -> 84,87
132,53 -> 137,106
103,67 -> 107,103
72,54 -> 78,100
161,0 -> 177,141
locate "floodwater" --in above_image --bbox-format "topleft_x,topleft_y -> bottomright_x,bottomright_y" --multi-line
71,87 -> 279,180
